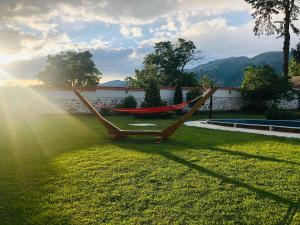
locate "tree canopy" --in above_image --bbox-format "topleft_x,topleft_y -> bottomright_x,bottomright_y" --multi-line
241,65 -> 293,107
245,0 -> 300,77
38,51 -> 102,87
126,38 -> 200,87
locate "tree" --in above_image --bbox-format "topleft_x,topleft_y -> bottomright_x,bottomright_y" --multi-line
245,0 -> 300,77
141,79 -> 164,107
241,65 -> 292,108
186,87 -> 203,108
288,58 -> 300,77
174,83 -> 183,104
199,75 -> 216,88
291,42 -> 300,63
127,38 -> 201,87
38,51 -> 102,87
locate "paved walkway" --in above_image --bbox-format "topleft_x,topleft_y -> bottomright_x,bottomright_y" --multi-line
185,120 -> 300,139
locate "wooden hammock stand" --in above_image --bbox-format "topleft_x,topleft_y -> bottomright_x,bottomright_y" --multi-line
74,88 -> 217,143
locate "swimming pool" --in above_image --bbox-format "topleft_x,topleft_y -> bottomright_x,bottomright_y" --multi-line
207,119 -> 300,133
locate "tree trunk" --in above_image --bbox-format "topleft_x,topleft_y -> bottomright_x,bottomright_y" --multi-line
283,0 -> 291,77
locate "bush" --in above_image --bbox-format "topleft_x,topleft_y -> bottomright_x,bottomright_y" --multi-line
121,95 -> 137,108
265,105 -> 279,120
278,111 -> 296,120
100,107 -> 111,116
141,99 -> 167,108
241,103 -> 268,113
142,79 -> 164,107
186,88 -> 203,107
265,105 -> 299,120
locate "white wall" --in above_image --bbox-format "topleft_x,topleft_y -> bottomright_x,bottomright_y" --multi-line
0,86 -> 298,114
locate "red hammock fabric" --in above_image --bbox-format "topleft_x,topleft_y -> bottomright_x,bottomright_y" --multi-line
112,96 -> 201,114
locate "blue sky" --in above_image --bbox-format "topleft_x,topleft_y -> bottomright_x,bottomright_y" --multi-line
0,0 -> 299,85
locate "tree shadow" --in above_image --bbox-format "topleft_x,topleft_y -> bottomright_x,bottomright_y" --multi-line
280,198 -> 300,225
114,141 -> 300,223
208,147 -> 300,166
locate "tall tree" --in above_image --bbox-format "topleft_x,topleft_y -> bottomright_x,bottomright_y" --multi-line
245,0 -> 300,77
141,79 -> 164,107
174,82 -> 183,104
127,38 -> 201,87
38,51 -> 102,87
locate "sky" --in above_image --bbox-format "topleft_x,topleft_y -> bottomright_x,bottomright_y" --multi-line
0,0 -> 299,86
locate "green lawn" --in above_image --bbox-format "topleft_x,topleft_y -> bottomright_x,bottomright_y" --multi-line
0,112 -> 299,224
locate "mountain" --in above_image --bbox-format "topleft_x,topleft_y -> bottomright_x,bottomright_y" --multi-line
99,80 -> 127,87
188,51 -> 283,87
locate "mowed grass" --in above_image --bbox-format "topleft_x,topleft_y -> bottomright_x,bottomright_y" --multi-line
0,112 -> 299,225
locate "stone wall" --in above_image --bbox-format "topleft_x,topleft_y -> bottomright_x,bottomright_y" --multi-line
0,86 -> 298,114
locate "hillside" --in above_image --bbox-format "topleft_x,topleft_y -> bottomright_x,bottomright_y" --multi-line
99,80 -> 127,87
188,51 -> 283,87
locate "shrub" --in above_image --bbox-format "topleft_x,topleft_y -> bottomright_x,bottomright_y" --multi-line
121,95 -> 137,108
174,84 -> 183,104
186,88 -> 203,107
278,111 -> 296,120
100,107 -> 111,116
241,103 -> 268,113
265,105 -> 279,120
142,79 -> 164,107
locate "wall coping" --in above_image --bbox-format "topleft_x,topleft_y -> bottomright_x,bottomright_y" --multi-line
29,86 -> 240,91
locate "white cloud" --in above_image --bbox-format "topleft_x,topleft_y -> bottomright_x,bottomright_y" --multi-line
1,0 -> 299,83
120,25 -> 143,38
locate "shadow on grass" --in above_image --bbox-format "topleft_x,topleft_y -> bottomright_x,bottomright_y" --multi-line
209,147 -> 300,166
115,133 -> 300,223
280,198 -> 300,225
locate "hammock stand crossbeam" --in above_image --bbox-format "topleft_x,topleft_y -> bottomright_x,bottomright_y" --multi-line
74,88 -> 217,143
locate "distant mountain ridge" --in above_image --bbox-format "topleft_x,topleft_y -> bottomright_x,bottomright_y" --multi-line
188,51 -> 283,87
99,80 -> 127,87
101,52 -> 284,87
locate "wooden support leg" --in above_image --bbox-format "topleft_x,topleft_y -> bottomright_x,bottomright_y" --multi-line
155,136 -> 169,144
109,134 -> 128,141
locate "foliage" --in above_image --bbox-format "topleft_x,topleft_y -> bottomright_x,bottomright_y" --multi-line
141,79 -> 165,107
199,74 -> 216,88
0,114 -> 299,224
127,38 -> 200,87
245,0 -> 300,77
100,107 -> 111,116
291,42 -> 300,63
265,105 -> 280,120
119,95 -> 137,108
265,105 -> 299,120
186,88 -> 203,108
241,65 -> 293,107
38,51 -> 102,87
241,103 -> 268,113
174,84 -> 183,104
288,58 -> 300,77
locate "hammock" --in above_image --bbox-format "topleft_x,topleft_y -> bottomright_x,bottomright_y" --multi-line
74,88 -> 217,143
112,96 -> 201,114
